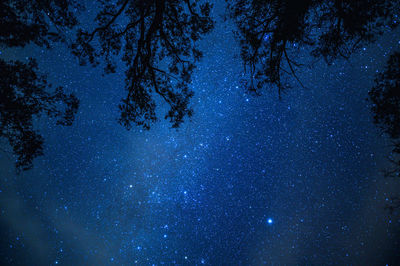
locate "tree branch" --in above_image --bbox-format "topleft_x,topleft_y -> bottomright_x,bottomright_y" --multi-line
82,0 -> 130,42
284,46 -> 306,89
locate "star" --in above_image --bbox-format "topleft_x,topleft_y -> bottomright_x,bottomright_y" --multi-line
267,218 -> 273,224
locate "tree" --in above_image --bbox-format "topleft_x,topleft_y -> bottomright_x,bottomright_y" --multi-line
0,59 -> 79,170
369,51 -> 400,198
0,0 -> 80,170
227,0 -> 399,96
0,0 -> 80,47
72,0 -> 214,129
369,52 -> 400,142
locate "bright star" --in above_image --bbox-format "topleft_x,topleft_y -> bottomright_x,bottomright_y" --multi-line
267,218 -> 273,224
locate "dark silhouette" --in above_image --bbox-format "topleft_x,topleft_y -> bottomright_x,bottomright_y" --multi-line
0,0 -> 80,170
368,51 -> 400,211
0,0 -> 80,47
72,0 -> 214,129
370,52 -> 400,145
227,0 -> 399,96
0,59 -> 79,170
369,52 -> 400,180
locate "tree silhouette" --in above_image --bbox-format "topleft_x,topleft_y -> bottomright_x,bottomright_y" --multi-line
369,51 -> 400,179
0,0 -> 81,47
0,59 -> 79,170
227,0 -> 399,96
72,0 -> 214,129
370,52 -> 400,141
0,0 -> 80,170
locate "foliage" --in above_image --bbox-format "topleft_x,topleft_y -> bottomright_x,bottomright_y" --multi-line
0,59 -> 79,170
369,52 -> 400,179
0,0 -> 80,170
370,52 -> 400,140
72,0 -> 214,129
228,0 -> 399,95
0,0 -> 81,48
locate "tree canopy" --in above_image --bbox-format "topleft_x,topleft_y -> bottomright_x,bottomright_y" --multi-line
370,52 -> 400,141
369,52 -> 400,181
227,0 -> 399,95
0,59 -> 79,170
72,0 -> 214,129
0,0 -> 80,170
0,0 -> 81,47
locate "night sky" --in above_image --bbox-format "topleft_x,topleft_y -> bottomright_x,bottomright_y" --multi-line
1,1 -> 400,265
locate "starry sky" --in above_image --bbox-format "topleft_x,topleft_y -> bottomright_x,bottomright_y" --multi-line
1,1 -> 400,265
